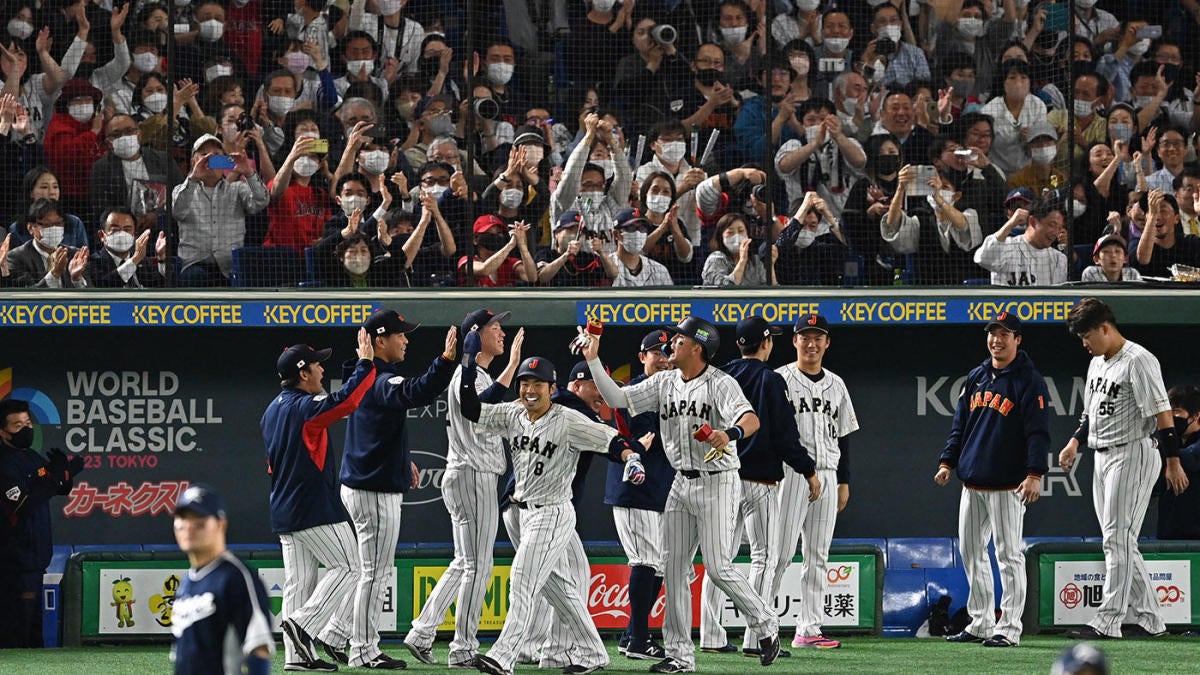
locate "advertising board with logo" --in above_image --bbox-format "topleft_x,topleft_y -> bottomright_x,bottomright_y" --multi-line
1039,553 -> 1198,627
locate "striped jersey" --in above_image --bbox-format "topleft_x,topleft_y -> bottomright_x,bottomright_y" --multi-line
446,365 -> 505,474
775,364 -> 859,471
623,365 -> 755,472
1084,340 -> 1171,448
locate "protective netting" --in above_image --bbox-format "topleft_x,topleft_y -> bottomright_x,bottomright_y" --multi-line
0,0 -> 1191,288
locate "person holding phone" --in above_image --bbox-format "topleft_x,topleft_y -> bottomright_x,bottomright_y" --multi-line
172,133 -> 268,286
264,135 -> 332,256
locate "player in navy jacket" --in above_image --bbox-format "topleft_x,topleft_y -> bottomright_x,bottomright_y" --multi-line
171,484 -> 274,675
339,309 -> 457,669
935,313 -> 1049,648
260,331 -> 376,669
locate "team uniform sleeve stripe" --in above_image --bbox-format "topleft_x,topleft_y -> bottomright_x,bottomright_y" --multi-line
301,367 -> 378,470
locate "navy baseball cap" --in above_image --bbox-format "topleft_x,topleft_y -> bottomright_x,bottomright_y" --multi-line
1004,187 -> 1034,206
1052,643 -> 1108,675
640,329 -> 671,353
174,483 -> 226,519
363,309 -> 419,337
516,356 -> 556,383
569,361 -> 594,381
1092,233 -> 1128,257
986,311 -> 1021,334
736,316 -> 782,348
460,309 -> 511,337
794,313 -> 830,334
277,344 -> 333,379
554,210 -> 584,232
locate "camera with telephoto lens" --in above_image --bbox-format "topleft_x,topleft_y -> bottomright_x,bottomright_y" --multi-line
651,24 -> 677,46
751,184 -> 766,202
874,38 -> 896,56
236,111 -> 255,132
473,97 -> 500,121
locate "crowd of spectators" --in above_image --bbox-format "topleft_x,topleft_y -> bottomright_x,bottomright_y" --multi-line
1,0 -> 1199,289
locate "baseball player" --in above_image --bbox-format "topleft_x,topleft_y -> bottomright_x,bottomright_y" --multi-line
461,352 -> 649,675
340,309 -> 458,669
604,330 -> 676,661
704,317 -> 819,657
261,332 -> 376,671
170,484 -> 274,675
769,313 -> 858,650
583,315 -> 784,673
1059,298 -> 1189,640
405,309 -> 524,669
934,312 -> 1050,648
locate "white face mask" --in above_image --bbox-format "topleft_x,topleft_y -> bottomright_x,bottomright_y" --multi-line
487,62 -> 514,85
659,140 -> 686,164
824,37 -> 850,54
7,19 -> 32,40
720,26 -> 746,45
1030,146 -> 1056,165
591,0 -> 617,12
939,190 -> 956,205
112,134 -> 141,159
579,191 -> 606,208
105,230 -> 135,254
595,158 -> 615,180
232,0 -> 251,7
133,52 -> 159,73
789,57 -> 810,76
347,60 -> 375,77
795,0 -> 819,10
499,188 -> 524,209
1072,200 -> 1087,217
376,0 -> 403,14
198,19 -> 224,41
286,51 -> 311,74
1073,99 -> 1094,118
621,231 -> 647,254
143,92 -> 168,114
293,156 -> 319,176
877,25 -> 901,42
522,145 -> 544,164
842,97 -> 858,115
1133,95 -> 1156,110
297,131 -> 320,140
344,255 -> 370,275
206,64 -> 233,82
645,193 -> 672,214
360,150 -> 389,174
723,233 -> 747,251
422,184 -> 448,199
1076,0 -> 1097,7
269,95 -> 295,117
1129,39 -> 1151,56
427,115 -> 455,136
39,226 -> 64,248
68,103 -> 94,123
957,17 -> 985,38
340,194 -> 368,216
1109,123 -> 1133,143
805,124 -> 822,144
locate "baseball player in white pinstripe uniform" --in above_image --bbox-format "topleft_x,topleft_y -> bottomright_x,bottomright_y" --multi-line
1059,298 -> 1190,640
405,310 -> 524,669
770,313 -> 858,650
463,354 -> 649,675
934,312 -> 1050,648
583,316 -> 783,673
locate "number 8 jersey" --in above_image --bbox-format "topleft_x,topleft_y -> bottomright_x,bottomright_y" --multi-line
1083,340 -> 1171,449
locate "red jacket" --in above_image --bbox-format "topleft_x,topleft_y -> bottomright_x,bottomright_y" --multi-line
44,112 -> 107,198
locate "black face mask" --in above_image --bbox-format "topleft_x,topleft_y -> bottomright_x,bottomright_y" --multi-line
875,154 -> 900,175
478,232 -> 507,250
1158,63 -> 1181,86
7,426 -> 33,449
418,57 -> 441,81
1072,60 -> 1094,78
695,69 -> 721,87
1175,415 -> 1192,439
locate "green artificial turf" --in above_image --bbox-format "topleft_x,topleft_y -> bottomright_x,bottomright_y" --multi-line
2,635 -> 1196,674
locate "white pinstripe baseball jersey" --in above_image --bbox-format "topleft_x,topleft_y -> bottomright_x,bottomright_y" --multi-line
446,366 -> 505,474
476,402 -> 618,505
623,366 -> 755,472
775,365 -> 858,471
974,233 -> 1069,286
1083,340 -> 1171,448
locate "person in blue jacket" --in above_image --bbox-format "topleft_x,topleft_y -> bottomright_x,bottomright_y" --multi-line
261,331 -> 376,670
935,312 -> 1050,648
1158,385 -> 1200,540
340,308 -> 458,669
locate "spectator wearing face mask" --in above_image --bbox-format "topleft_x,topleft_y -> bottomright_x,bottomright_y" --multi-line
636,119 -> 704,254
881,165 -> 984,285
481,145 -> 549,234
178,0 -> 246,86
249,69 -> 303,157
775,97 -> 866,218
931,0 -> 1015,103
1007,122 -> 1065,195
332,121 -> 396,198
7,199 -> 89,288
311,206 -> 424,288
858,2 -> 928,89
841,134 -> 902,285
832,71 -> 869,140
609,212 -> 673,287
1094,22 -> 1152,105
403,95 -> 456,170
480,39 -> 527,123
172,133 -> 269,287
266,39 -> 338,113
534,209 -> 616,287
981,60 -> 1046,175
88,207 -> 167,288
335,31 -> 392,103
679,42 -> 743,170
934,51 -> 983,123
89,113 -> 185,228
264,135 -> 332,255
1046,72 -> 1109,170
44,78 -> 107,224
324,172 -> 373,236
613,17 -> 691,139
567,0 -> 634,94
701,212 -> 776,287
635,175 -> 696,285
772,190 -> 850,286
280,0 -> 332,74
459,215 -> 537,287
550,112 -> 630,254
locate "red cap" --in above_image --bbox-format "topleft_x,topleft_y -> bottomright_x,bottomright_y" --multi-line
472,214 -> 505,235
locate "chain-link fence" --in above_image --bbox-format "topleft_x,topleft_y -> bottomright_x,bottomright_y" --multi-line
0,0 -> 1191,289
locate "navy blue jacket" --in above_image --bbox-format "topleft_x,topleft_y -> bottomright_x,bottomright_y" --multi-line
341,354 -> 456,492
721,357 -> 816,482
604,373 -> 675,512
939,350 -> 1050,490
0,443 -> 73,572
1158,432 -> 1200,539
261,359 -> 376,533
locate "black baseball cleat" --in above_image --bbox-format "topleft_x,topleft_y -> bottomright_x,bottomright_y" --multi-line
758,635 -> 781,666
363,653 -> 408,670
284,658 -> 339,672
700,643 -> 737,654
982,635 -> 1017,647
1123,625 -> 1168,638
474,653 -> 511,675
626,640 -> 666,660
945,630 -> 985,643
402,641 -> 435,665
316,640 -> 349,665
282,618 -> 318,663
1066,626 -> 1118,640
648,657 -> 694,673
561,665 -> 603,674
617,634 -> 630,655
